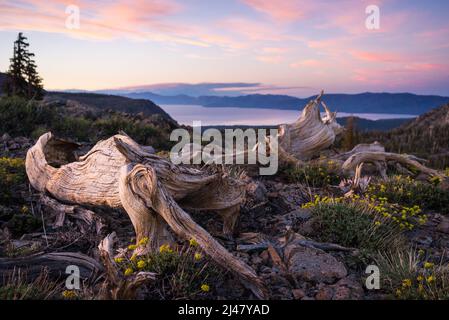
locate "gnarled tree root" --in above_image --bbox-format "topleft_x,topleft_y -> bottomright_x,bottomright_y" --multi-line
26,132 -> 267,299
0,252 -> 103,281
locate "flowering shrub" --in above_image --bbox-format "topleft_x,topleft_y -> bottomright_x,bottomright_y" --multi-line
283,161 -> 344,187
303,194 -> 427,232
302,195 -> 406,253
114,238 -> 222,299
368,175 -> 449,214
376,249 -> 449,300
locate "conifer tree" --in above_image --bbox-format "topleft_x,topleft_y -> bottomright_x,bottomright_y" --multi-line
4,32 -> 44,99
24,52 -> 44,99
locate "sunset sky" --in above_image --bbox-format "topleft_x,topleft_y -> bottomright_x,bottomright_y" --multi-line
0,0 -> 448,96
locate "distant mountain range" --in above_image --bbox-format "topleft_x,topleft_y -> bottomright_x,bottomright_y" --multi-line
120,91 -> 449,115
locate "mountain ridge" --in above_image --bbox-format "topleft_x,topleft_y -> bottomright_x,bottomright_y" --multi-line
122,91 -> 449,115
360,102 -> 449,167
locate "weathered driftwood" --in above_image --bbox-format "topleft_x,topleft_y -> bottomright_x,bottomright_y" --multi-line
341,151 -> 444,178
26,132 -> 266,298
274,93 -> 443,179
277,91 -> 344,162
0,251 -> 103,281
39,194 -> 105,233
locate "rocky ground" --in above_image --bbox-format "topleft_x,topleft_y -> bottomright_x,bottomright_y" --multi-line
1,133 -> 449,300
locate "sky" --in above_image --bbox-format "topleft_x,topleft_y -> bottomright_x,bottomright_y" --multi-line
0,0 -> 448,97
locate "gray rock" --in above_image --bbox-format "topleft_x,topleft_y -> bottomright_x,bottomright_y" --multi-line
285,244 -> 347,284
297,218 -> 317,236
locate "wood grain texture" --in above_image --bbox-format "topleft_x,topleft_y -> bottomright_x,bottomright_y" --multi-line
26,132 -> 266,298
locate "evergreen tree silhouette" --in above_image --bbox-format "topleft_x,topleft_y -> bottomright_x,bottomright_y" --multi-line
4,32 -> 44,99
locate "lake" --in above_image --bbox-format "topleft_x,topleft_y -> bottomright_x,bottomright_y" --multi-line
160,104 -> 417,126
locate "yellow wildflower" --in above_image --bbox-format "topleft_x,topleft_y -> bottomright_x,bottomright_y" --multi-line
62,290 -> 77,299
426,275 -> 435,283
128,244 -> 137,250
374,221 -> 381,226
200,284 -> 210,292
138,237 -> 149,246
189,238 -> 199,247
130,254 -> 137,262
114,257 -> 124,263
159,244 -> 173,253
137,260 -> 147,269
402,279 -> 412,288
124,268 -> 134,276
424,262 -> 434,269
417,275 -> 424,282
194,253 -> 202,261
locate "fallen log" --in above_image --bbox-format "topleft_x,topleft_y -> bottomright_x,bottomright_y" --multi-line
26,132 -> 267,298
0,251 -> 103,281
341,151 -> 444,178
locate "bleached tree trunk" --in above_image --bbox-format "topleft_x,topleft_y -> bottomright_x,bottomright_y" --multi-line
26,132 -> 266,299
277,91 -> 345,161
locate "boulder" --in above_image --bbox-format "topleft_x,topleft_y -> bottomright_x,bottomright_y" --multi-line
284,244 -> 347,284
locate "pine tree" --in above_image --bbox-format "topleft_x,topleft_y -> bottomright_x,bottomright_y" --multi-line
4,32 -> 44,99
24,52 -> 44,99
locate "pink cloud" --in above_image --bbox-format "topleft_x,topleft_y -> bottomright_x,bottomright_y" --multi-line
241,0 -> 307,22
290,59 -> 324,68
262,47 -> 289,54
256,55 -> 283,64
220,17 -> 285,41
350,50 -> 401,62
0,0 -> 214,46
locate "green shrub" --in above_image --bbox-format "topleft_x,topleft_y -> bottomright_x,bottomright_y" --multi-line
53,116 -> 93,141
0,97 -> 172,151
0,96 -> 56,136
306,200 -> 404,253
115,239 -> 222,299
0,269 -> 61,300
0,157 -> 27,204
282,161 -> 344,187
368,175 -> 449,214
376,248 -> 449,300
6,213 -> 41,236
